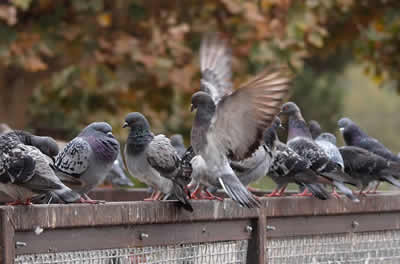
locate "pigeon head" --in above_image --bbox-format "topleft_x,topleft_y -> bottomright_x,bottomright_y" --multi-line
191,91 -> 216,113
263,117 -> 281,148
317,132 -> 337,145
337,117 -> 353,132
170,134 -> 184,147
309,120 -> 322,139
79,122 -> 114,137
123,112 -> 151,132
337,117 -> 367,144
32,136 -> 60,157
271,116 -> 283,130
279,102 -> 300,116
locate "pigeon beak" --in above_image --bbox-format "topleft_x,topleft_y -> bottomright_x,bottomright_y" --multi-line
278,124 -> 285,130
190,104 -> 195,112
122,122 -> 128,128
339,127 -> 344,133
107,131 -> 114,137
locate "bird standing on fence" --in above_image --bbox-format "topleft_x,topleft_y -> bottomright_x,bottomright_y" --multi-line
279,102 -> 359,202
265,118 -> 331,200
315,133 -> 344,171
123,112 -> 193,212
53,122 -> 119,203
339,146 -> 400,194
338,117 -> 400,163
188,33 -> 291,208
0,131 -> 81,205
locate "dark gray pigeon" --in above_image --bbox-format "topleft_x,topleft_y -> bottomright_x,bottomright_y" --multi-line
338,117 -> 400,162
170,134 -> 187,158
264,118 -> 330,200
315,133 -> 344,171
339,146 -> 400,194
104,152 -> 134,187
123,112 -> 193,212
0,131 -> 81,205
280,102 -> 359,202
308,120 -> 322,140
53,122 -> 120,202
188,33 -> 292,208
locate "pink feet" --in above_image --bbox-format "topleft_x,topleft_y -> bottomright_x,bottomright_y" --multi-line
6,199 -> 32,206
292,188 -> 313,197
200,190 -> 224,201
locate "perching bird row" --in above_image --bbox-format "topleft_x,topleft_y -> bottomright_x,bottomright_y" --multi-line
1,32 -> 399,212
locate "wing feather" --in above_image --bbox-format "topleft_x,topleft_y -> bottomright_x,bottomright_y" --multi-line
212,66 -> 292,160
200,33 -> 233,103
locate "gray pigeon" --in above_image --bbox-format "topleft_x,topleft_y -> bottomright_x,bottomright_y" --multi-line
338,117 -> 400,162
53,122 -> 120,202
0,131 -> 81,205
123,112 -> 193,212
280,102 -> 359,202
188,33 -> 292,208
264,118 -> 330,200
104,152 -> 134,187
315,133 -> 344,171
339,146 -> 400,194
170,134 -> 186,158
308,120 -> 322,140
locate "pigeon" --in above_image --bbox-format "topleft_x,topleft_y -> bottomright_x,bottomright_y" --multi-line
53,122 -> 120,202
339,146 -> 400,194
315,133 -> 344,171
264,118 -> 330,200
280,102 -> 359,202
0,131 -> 81,205
170,134 -> 187,158
188,33 -> 292,208
338,117 -> 400,162
123,112 -> 193,212
308,120 -> 322,140
103,152 -> 134,187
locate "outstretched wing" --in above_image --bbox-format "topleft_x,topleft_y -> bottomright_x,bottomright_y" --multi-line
200,32 -> 232,104
147,135 -> 181,180
54,137 -> 92,177
212,66 -> 292,161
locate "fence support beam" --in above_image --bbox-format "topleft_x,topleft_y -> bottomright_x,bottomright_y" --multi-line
246,211 -> 266,264
0,208 -> 15,264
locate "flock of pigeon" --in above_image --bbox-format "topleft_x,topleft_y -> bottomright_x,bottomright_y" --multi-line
1,33 -> 399,212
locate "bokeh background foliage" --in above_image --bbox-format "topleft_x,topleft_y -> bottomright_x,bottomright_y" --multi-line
0,0 -> 399,149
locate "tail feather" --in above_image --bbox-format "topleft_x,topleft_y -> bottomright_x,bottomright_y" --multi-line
171,182 -> 193,212
333,181 -> 359,202
304,183 -> 331,200
218,176 -> 260,208
381,175 -> 400,188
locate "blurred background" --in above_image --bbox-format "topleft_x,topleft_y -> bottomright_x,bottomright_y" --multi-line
0,0 -> 399,188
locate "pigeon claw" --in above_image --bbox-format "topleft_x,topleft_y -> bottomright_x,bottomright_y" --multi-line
292,189 -> 313,197
200,190 -> 224,201
6,200 -> 26,206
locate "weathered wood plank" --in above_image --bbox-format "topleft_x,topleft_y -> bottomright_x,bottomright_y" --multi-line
15,220 -> 252,254
4,192 -> 400,231
266,212 -> 400,238
0,208 -> 15,264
